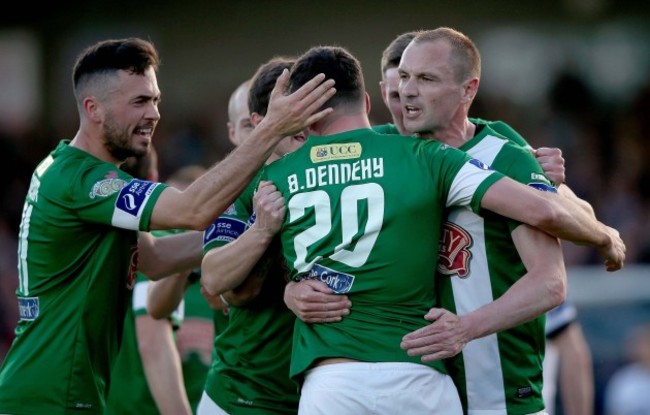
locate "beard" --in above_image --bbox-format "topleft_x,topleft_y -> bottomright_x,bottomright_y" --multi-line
103,119 -> 148,161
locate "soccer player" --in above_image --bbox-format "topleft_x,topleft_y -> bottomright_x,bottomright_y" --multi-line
263,45 -> 623,414
197,57 -> 306,414
108,164 -> 213,415
396,28 -> 614,414
0,37 -> 335,414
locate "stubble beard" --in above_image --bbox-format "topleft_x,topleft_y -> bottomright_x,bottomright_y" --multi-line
103,119 -> 147,161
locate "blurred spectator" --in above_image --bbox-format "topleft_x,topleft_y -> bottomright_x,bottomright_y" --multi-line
604,323 -> 650,415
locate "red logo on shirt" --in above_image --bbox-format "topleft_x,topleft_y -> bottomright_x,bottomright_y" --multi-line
127,245 -> 139,289
438,222 -> 473,278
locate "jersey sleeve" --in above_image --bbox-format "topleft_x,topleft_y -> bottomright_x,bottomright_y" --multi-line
202,178 -> 257,254
496,144 -> 557,233
430,143 -> 504,213
74,164 -> 167,231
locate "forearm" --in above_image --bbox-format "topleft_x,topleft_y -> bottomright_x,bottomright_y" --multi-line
138,231 -> 203,280
459,224 -> 566,340
461,271 -> 564,340
201,226 -> 275,295
482,178 -> 609,247
147,272 -> 190,319
137,317 -> 192,415
558,184 -> 596,218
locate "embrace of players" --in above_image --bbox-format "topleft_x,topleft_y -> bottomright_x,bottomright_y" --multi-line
0,27 -> 626,415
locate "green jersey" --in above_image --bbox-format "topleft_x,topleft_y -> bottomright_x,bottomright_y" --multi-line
0,141 -> 166,415
202,176 -> 299,414
107,245 -> 212,414
437,124 -> 556,414
372,119 -> 530,148
177,279 -> 214,412
261,128 -> 503,381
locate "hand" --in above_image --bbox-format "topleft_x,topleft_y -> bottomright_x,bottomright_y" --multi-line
284,280 -> 351,323
597,225 -> 626,272
533,147 -> 565,186
400,308 -> 469,362
261,69 -> 336,137
251,181 -> 285,237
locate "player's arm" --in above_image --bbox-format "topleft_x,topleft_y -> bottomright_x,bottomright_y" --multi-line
136,313 -> 192,415
284,279 -> 351,323
147,271 -> 192,319
149,72 -> 336,231
137,231 -> 203,280
201,181 -> 284,297
401,224 -> 566,361
479,176 -> 625,271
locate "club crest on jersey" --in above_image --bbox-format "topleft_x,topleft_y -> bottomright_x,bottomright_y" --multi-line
438,222 -> 473,278
89,177 -> 128,199
310,142 -> 362,163
300,263 -> 354,294
127,245 -> 138,290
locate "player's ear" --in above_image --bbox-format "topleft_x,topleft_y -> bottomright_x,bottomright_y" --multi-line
364,92 -> 371,115
250,112 -> 263,127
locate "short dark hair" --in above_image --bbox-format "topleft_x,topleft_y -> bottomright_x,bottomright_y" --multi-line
289,46 -> 364,109
72,38 -> 160,95
248,56 -> 295,116
381,32 -> 416,77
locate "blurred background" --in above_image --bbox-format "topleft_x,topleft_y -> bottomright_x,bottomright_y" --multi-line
1,1 -> 649,413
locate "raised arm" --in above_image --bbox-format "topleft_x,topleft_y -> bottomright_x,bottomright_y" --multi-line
201,181 -> 285,301
149,72 -> 336,231
480,176 -> 625,271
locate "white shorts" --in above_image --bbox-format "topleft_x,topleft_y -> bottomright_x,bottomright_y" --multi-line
197,390 -> 230,415
299,361 -> 462,415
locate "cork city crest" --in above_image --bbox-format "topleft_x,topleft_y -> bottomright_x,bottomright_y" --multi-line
438,222 -> 473,278
89,171 -> 127,199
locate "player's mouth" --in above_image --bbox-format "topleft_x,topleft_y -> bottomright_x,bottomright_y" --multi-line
134,126 -> 154,139
403,104 -> 421,119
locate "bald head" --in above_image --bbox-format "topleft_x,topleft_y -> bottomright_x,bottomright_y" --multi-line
227,80 -> 253,146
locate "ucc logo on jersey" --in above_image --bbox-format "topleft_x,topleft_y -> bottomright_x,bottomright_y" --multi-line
310,142 -> 362,163
437,222 -> 473,278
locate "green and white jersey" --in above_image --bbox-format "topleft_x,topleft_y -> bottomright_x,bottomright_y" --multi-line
372,119 -> 530,149
0,140 -> 166,414
437,124 -> 556,415
469,118 -> 530,149
202,175 -> 300,414
261,128 -> 503,381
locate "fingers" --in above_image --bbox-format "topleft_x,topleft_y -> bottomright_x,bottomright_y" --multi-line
253,181 -> 285,235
